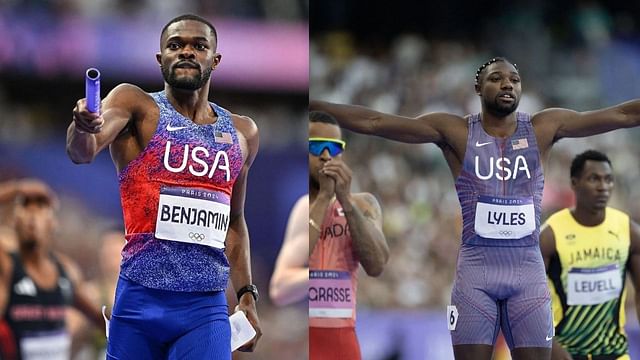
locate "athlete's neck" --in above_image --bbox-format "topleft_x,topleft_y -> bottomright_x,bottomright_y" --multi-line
479,110 -> 517,138
571,206 -> 606,227
309,183 -> 320,204
18,243 -> 50,265
165,84 -> 215,125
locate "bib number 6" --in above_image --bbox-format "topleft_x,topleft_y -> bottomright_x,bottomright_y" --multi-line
447,305 -> 459,331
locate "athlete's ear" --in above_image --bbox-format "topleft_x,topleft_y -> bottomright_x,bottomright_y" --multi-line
156,52 -> 162,66
212,53 -> 222,70
570,176 -> 578,189
474,83 -> 481,96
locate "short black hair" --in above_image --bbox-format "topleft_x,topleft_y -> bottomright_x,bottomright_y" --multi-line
161,14 -> 218,43
475,57 -> 518,86
309,111 -> 338,125
570,150 -> 612,178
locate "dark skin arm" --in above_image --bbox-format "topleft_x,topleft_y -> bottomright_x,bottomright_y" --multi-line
346,193 -> 388,276
224,114 -> 261,352
66,83 -> 156,170
309,100 -> 467,144
532,101 -> 640,159
628,220 -> 640,324
57,254 -> 105,331
308,101 -> 480,179
539,225 -> 573,360
323,160 -> 389,276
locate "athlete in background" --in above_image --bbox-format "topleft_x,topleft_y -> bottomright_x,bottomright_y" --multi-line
0,179 -> 104,360
541,150 -> 640,360
308,111 -> 389,360
269,194 -> 309,307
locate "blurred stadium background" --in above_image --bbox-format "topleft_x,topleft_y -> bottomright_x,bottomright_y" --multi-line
0,1 -> 308,359
311,0 -> 640,359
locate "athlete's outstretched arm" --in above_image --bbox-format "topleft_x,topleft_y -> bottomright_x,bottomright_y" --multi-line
628,220 -> 640,323
533,99 -> 640,144
269,195 -> 309,306
225,115 -> 261,352
324,160 -> 389,276
66,84 -> 142,164
310,100 -> 458,144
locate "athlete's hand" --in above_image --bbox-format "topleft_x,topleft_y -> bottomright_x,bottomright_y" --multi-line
235,298 -> 262,352
551,340 -> 573,360
73,98 -> 104,133
318,164 -> 336,198
322,159 -> 352,205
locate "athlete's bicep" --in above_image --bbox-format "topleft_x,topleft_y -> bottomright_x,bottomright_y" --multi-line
92,84 -> 144,152
355,193 -> 383,230
378,112 -> 462,144
536,105 -> 636,142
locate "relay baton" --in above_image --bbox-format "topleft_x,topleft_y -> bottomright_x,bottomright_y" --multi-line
85,68 -> 101,113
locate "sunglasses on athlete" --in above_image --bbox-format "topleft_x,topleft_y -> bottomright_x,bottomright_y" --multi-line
308,138 -> 346,156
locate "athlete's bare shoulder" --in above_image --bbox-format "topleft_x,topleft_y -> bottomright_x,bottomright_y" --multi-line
415,112 -> 467,135
229,114 -> 258,141
420,112 -> 467,145
229,113 -> 259,165
530,108 -> 573,153
105,83 -> 157,114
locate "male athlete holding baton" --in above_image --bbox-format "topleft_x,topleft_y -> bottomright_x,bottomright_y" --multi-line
66,14 -> 261,359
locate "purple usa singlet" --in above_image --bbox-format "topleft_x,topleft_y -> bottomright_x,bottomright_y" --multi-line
448,112 -> 553,349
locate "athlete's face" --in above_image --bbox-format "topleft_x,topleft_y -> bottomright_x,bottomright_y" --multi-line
157,20 -> 221,91
309,122 -> 342,187
13,197 -> 56,250
476,61 -> 521,117
572,160 -> 614,211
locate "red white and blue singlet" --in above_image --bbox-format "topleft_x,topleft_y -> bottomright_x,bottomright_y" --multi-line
118,91 -> 243,292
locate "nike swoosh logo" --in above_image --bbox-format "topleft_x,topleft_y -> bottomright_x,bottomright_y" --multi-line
475,141 -> 492,147
546,335 -> 553,341
167,124 -> 188,132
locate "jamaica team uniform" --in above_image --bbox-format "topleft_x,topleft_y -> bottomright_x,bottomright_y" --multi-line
545,207 -> 631,360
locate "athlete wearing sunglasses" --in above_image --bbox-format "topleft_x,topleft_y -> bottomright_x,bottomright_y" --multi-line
308,111 -> 389,360
308,137 -> 346,157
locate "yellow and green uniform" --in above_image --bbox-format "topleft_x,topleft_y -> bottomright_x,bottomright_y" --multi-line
545,207 -> 630,359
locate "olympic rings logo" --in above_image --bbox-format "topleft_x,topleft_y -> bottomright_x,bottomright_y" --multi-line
189,232 -> 206,242
498,230 -> 513,236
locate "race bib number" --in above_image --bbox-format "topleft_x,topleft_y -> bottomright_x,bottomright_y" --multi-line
567,264 -> 622,305
309,270 -> 354,318
20,331 -> 70,360
474,195 -> 535,239
155,187 -> 230,249
447,305 -> 459,331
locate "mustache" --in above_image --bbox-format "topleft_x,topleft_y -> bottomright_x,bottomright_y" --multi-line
173,61 -> 200,70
